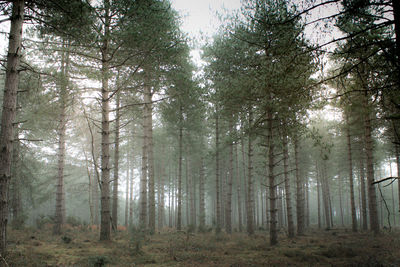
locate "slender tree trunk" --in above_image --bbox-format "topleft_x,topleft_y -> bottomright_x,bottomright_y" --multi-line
0,0 -> 24,252
235,142 -> 243,232
305,180 -> 310,227
139,102 -> 148,228
158,154 -> 165,230
112,90 -> 120,230
10,133 -> 21,229
199,157 -> 206,230
359,157 -> 368,230
215,109 -> 221,232
125,152 -> 130,227
338,174 -> 344,227
54,41 -> 70,235
129,150 -> 134,228
283,133 -> 294,237
363,92 -> 379,235
177,106 -> 183,230
146,81 -> 155,234
225,117 -> 234,234
99,0 -> 112,241
316,162 -> 321,229
294,137 -> 304,235
321,160 -> 331,229
267,108 -> 277,245
246,107 -> 254,236
346,113 -> 357,232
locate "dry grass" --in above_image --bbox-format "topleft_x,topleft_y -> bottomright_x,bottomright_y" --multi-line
3,226 -> 400,266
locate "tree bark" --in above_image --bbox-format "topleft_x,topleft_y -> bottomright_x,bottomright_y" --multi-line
99,0 -> 112,241
235,142 -> 243,232
0,0 -> 24,253
363,91 -> 379,235
112,90 -> 120,230
345,113 -> 357,232
215,108 -> 221,232
225,117 -> 234,234
267,108 -> 277,245
282,133 -> 294,238
359,157 -> 368,230
177,105 -> 183,230
246,107 -> 254,236
125,151 -> 130,227
199,157 -> 206,230
146,77 -> 155,234
139,102 -> 148,228
54,40 -> 70,235
294,137 -> 304,235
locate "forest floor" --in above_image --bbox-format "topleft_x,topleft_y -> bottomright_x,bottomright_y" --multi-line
3,225 -> 400,266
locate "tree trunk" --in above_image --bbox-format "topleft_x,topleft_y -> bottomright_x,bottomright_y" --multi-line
112,90 -> 120,231
345,113 -> 357,232
158,154 -> 165,230
11,133 -> 22,229
54,40 -> 70,235
215,109 -> 221,232
316,162 -> 321,229
235,142 -> 243,232
129,151 -> 134,228
396,145 -> 400,221
246,107 -> 254,236
267,108 -> 277,245
145,78 -> 155,234
294,137 -> 304,235
0,0 -> 24,250
199,157 -> 206,230
225,117 -> 234,234
321,160 -> 331,229
282,133 -> 294,238
177,106 -> 183,230
125,152 -> 130,227
363,92 -> 379,235
359,157 -> 368,230
139,95 -> 148,228
338,173 -> 344,227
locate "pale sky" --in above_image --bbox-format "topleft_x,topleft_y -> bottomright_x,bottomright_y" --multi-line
170,0 -> 241,38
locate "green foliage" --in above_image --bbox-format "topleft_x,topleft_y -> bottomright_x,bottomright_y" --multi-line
129,226 -> 147,255
87,255 -> 111,267
36,215 -> 54,230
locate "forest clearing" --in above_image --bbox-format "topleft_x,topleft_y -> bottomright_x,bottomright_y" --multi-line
6,226 -> 400,266
0,0 -> 399,266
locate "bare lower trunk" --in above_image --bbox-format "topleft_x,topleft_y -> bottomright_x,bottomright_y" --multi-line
198,157 -> 206,230
346,113 -> 357,232
282,133 -> 294,238
139,105 -> 148,228
158,155 -> 165,230
363,92 -> 379,235
316,162 -> 321,229
294,138 -> 304,235
235,142 -> 243,232
0,0 -> 24,251
215,110 -> 221,232
321,160 -> 331,229
146,82 -> 155,234
267,108 -> 277,245
54,41 -> 69,235
338,174 -> 344,227
177,107 -> 183,230
125,155 -> 129,227
112,91 -> 120,230
225,117 -> 234,234
246,108 -> 254,236
359,158 -> 368,230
